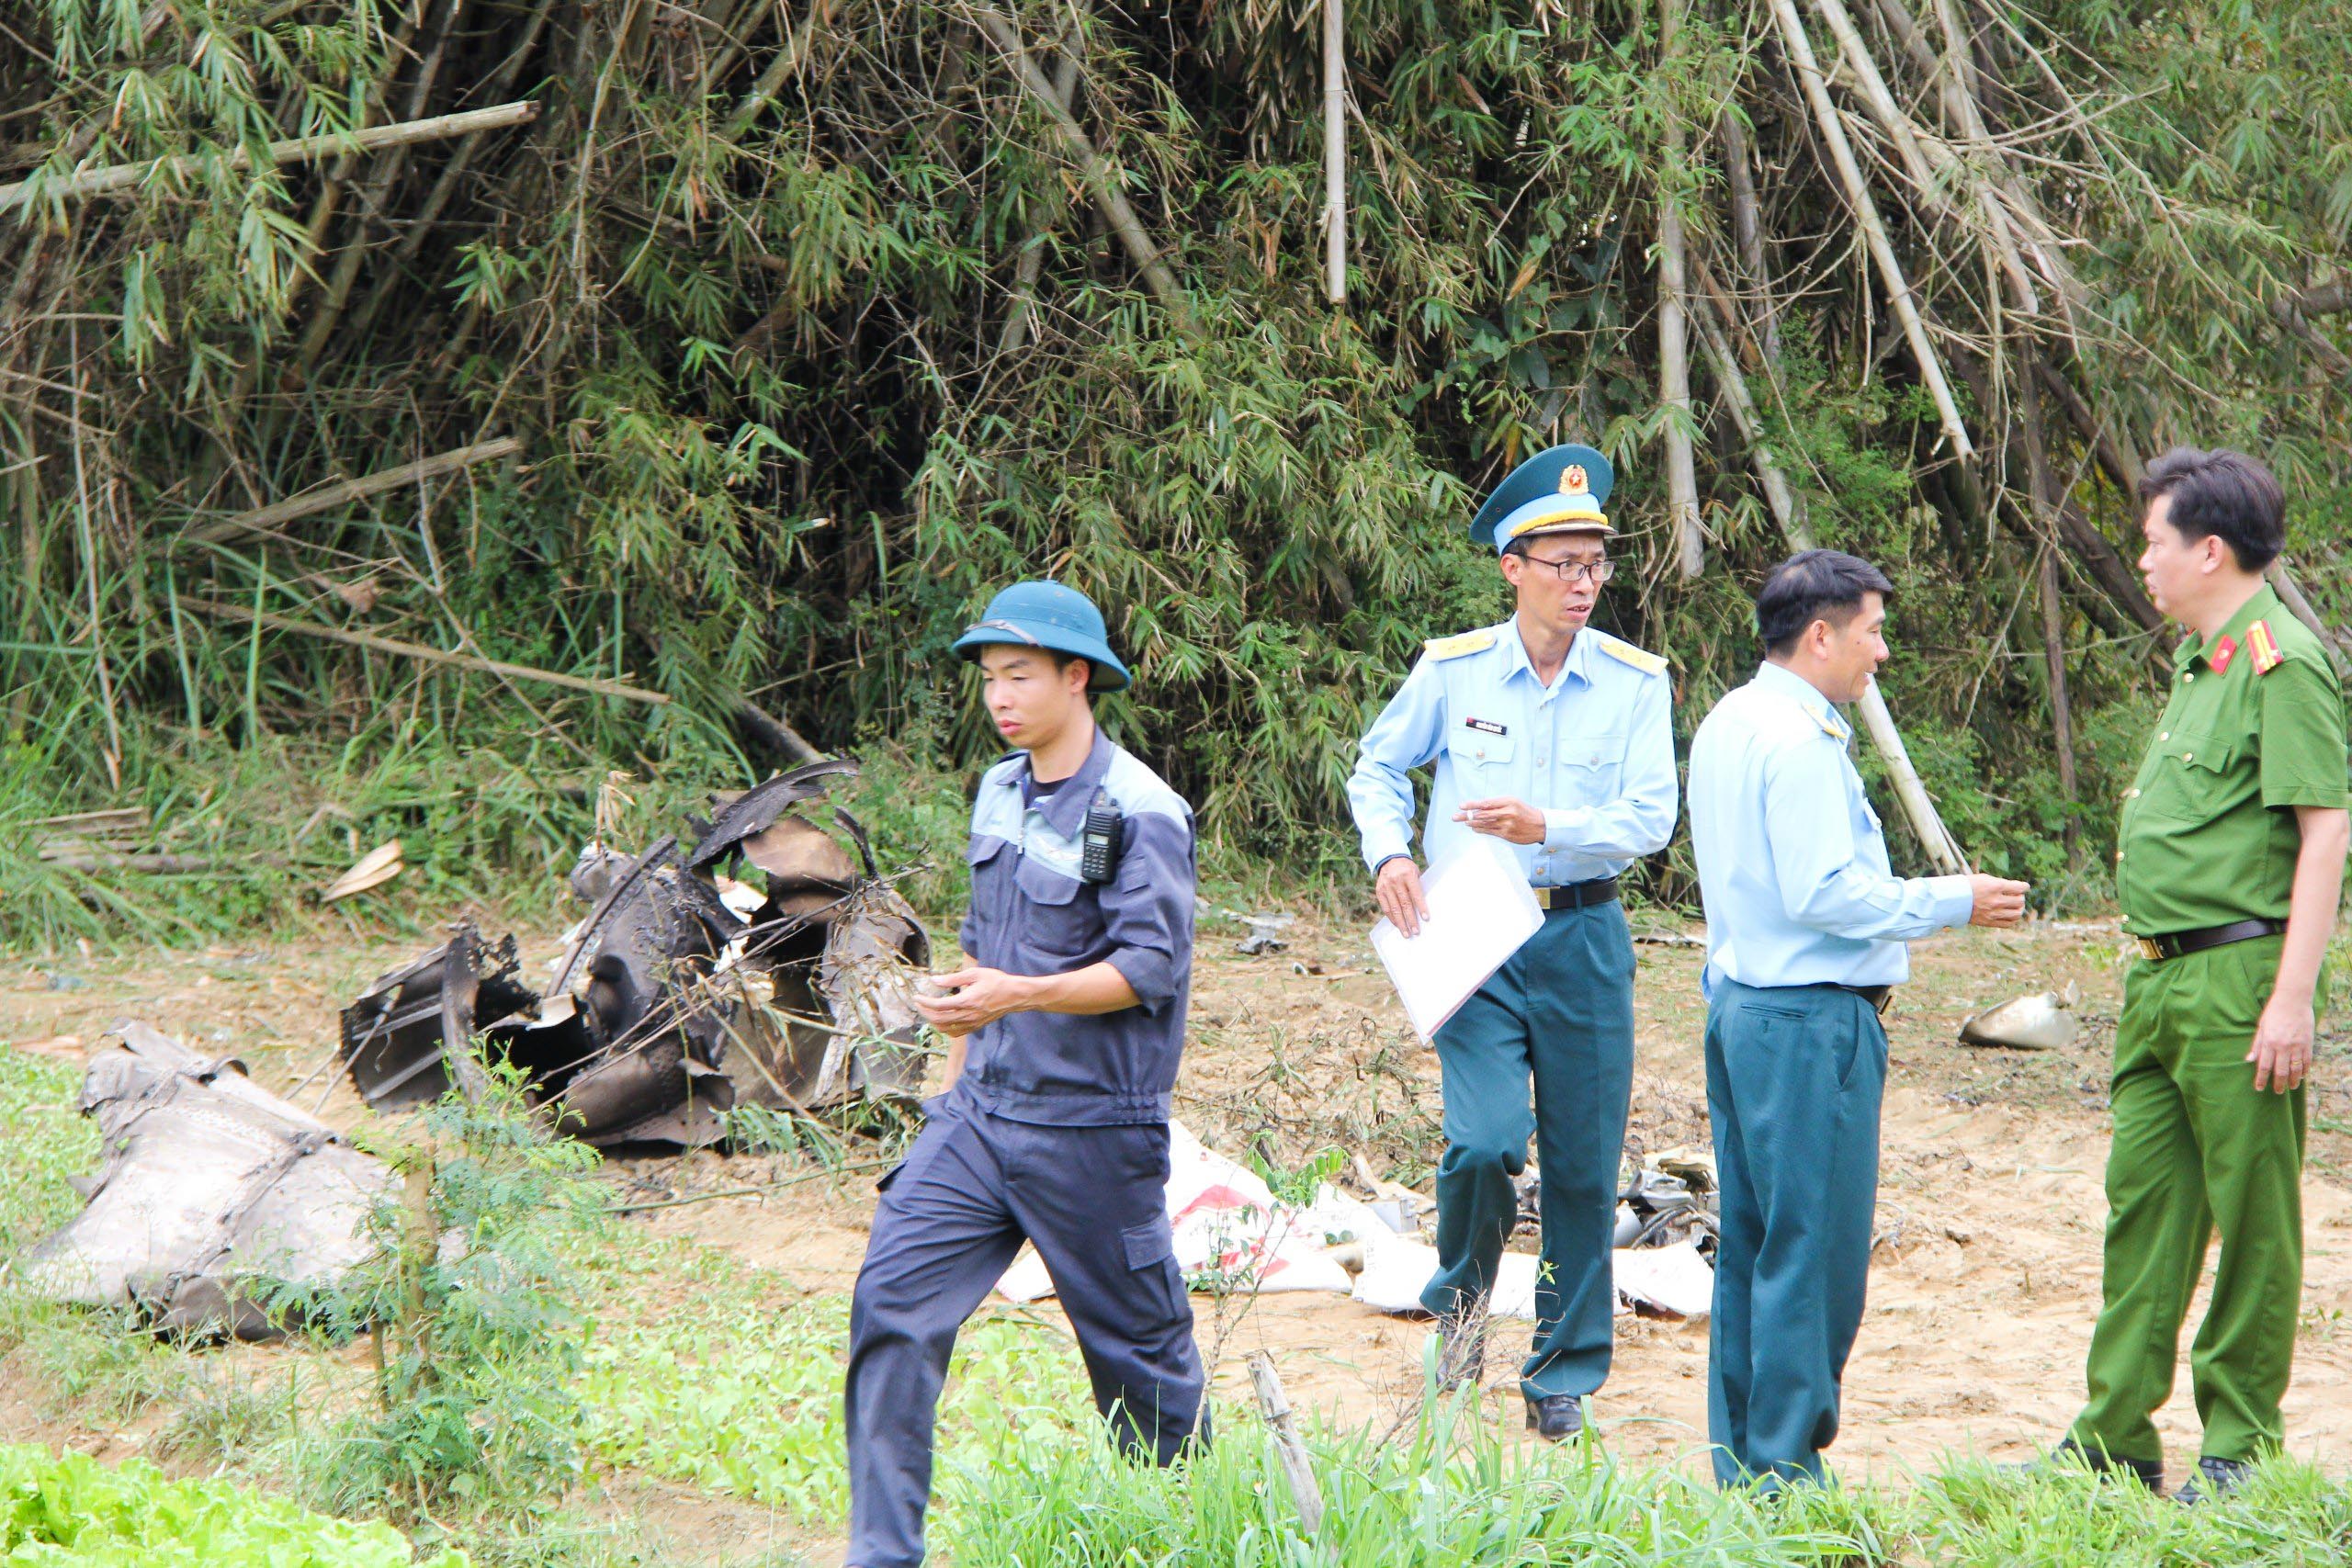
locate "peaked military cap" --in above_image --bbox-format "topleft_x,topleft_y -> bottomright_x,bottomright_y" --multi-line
1468,443 -> 1617,551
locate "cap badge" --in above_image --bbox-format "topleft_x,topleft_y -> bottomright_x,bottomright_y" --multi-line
1560,464 -> 1589,495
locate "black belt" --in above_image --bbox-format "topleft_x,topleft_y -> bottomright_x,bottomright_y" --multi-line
1531,876 -> 1618,911
1830,982 -> 1894,1017
2133,918 -> 2284,964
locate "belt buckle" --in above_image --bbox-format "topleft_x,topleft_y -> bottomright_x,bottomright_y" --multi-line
2134,936 -> 2164,964
1872,989 -> 1894,1020
1531,886 -> 1555,911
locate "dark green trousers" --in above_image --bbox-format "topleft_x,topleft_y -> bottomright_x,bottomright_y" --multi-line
1422,900 -> 1635,1402
2071,934 -> 2308,1467
1704,979 -> 1886,1487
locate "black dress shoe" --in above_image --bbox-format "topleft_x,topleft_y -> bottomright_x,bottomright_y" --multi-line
1434,1309 -> 1487,1392
2175,1455 -> 2254,1506
2024,1436 -> 2162,1491
1525,1393 -> 1586,1441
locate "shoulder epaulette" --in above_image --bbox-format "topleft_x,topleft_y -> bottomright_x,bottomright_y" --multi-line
1593,631 -> 1668,677
2246,619 -> 2286,675
1422,628 -> 1498,661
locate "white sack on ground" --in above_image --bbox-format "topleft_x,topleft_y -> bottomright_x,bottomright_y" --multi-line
995,1121 -> 1367,1303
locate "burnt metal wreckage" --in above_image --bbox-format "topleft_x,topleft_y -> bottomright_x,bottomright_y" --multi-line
340,760 -> 933,1146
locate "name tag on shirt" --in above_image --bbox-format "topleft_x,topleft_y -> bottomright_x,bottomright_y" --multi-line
1464,717 -> 1508,736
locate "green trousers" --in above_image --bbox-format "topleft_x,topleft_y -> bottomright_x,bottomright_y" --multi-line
1422,900 -> 1636,1402
1704,980 -> 1886,1487
2072,934 -> 2307,1466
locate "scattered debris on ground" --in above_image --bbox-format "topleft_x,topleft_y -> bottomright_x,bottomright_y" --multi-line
15,1022 -> 390,1339
995,1124 -> 1723,1323
338,761 -> 932,1146
1958,984 -> 2081,1051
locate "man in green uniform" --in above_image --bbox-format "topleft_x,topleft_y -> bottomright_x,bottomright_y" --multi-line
2051,447 -> 2349,1502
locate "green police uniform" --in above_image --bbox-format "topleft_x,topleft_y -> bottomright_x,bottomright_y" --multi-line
2072,584 -> 2347,1469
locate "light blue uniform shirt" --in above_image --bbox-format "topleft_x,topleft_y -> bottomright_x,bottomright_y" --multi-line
1687,661 -> 1973,989
1347,617 -> 1678,886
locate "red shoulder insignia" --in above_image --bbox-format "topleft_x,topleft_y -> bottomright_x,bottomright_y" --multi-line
2247,619 -> 2284,675
2210,635 -> 2236,673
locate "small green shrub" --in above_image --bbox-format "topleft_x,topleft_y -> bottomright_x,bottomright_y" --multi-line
293,1060 -> 605,1522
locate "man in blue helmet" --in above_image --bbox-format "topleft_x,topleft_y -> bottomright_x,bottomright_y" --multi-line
842,580 -> 1206,1568
1346,445 -> 1679,1439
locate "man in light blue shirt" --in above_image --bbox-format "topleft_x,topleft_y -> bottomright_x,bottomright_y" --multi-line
1347,444 -> 1677,1440
1687,549 -> 2027,1487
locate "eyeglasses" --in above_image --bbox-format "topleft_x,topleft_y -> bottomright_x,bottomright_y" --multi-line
1518,555 -> 1615,585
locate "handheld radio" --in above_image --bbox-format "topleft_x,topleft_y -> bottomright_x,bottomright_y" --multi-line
1079,787 -> 1125,884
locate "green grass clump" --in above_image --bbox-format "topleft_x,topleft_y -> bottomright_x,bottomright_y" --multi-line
0,1049 -> 91,1255
0,1442 -> 470,1566
580,1294 -> 1092,1524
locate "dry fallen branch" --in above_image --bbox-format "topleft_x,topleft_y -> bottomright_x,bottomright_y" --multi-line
177,596 -> 672,705
180,437 -> 523,547
0,101 -> 540,212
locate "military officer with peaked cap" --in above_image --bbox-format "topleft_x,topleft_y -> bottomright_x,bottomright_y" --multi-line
1346,445 -> 1679,1439
843,581 -> 1206,1568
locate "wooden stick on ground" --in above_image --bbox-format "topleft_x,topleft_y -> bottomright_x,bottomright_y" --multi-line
179,437 -> 523,547
1247,1351 -> 1324,1536
176,595 -> 671,705
0,101 -> 540,211
1764,0 -> 1975,461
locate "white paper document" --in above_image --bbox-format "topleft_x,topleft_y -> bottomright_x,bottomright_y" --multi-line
1369,838 -> 1544,1040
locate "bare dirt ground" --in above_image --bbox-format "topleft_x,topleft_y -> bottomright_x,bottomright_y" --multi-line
8,908 -> 2352,1501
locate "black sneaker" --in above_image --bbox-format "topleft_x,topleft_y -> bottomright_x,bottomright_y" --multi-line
1525,1393 -> 1586,1441
2175,1456 -> 2254,1506
2021,1436 -> 2162,1491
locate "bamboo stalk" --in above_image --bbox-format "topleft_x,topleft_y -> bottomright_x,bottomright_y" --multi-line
181,437 -> 522,547
67,328 -> 121,791
0,102 -> 540,212
288,0 -> 471,385
1658,0 -> 1701,576
2267,558 -> 2349,673
1321,0 -> 1347,306
969,8 -> 1198,335
176,595 -> 672,705
1717,111 -> 1776,362
2018,361 -> 2078,840
1809,0 -> 2041,314
1693,296 -> 1970,873
995,40 -> 1081,359
724,3 -> 827,141
1766,0 -> 1975,460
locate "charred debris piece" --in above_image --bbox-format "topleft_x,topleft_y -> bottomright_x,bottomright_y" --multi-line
16,1022 -> 392,1340
339,761 -> 931,1147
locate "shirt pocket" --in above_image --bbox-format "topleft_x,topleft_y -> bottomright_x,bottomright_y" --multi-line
1553,730 -> 1624,799
1446,728 -> 1518,784
965,837 -> 1013,944
1014,851 -> 1097,963
2136,728 -> 2239,823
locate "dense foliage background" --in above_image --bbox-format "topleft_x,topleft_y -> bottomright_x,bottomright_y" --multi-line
1,0 -> 2346,941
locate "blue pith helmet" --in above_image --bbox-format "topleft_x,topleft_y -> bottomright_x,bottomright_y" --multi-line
951,580 -> 1132,692
1468,444 -> 1618,551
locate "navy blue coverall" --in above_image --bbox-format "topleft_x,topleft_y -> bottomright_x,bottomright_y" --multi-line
843,729 -> 1206,1567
